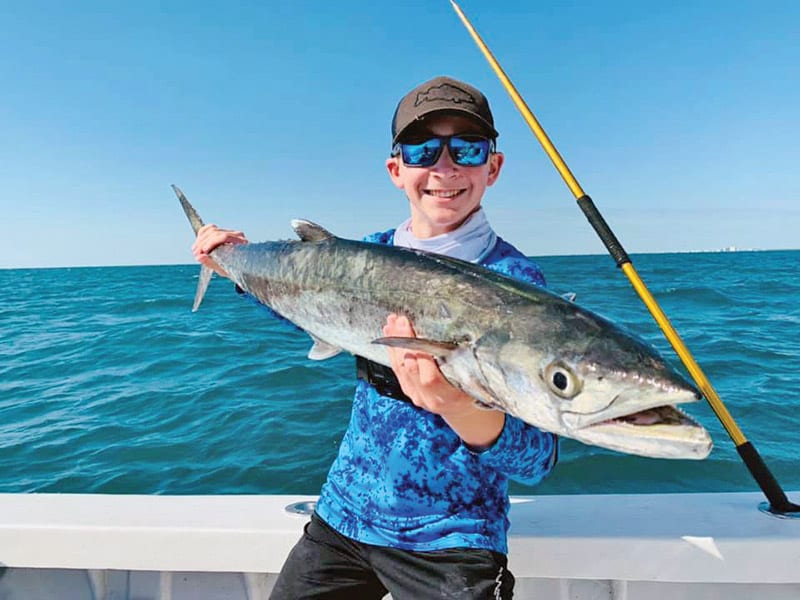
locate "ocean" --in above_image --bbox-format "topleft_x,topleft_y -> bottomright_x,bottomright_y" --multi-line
1,250 -> 798,497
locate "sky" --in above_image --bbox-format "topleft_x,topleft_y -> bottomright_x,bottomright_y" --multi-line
1,0 -> 798,268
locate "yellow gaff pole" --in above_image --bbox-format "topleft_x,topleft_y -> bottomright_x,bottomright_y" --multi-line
449,0 -> 798,514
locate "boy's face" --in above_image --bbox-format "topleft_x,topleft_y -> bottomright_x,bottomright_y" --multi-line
386,114 -> 504,239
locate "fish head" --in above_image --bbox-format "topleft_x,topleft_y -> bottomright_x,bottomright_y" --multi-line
557,325 -> 712,459
473,307 -> 712,459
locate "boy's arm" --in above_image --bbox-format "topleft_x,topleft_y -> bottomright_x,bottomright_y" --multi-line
383,313 -> 558,485
476,414 -> 559,485
383,314 -> 505,449
385,247 -> 558,482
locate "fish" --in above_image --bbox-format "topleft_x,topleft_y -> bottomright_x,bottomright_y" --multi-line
175,185 -> 712,459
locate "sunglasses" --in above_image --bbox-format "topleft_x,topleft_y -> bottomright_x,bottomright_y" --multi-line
392,135 -> 495,168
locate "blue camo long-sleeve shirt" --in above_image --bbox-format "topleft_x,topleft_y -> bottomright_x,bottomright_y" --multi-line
315,229 -> 559,554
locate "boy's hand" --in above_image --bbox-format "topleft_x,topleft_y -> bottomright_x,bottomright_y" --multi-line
383,314 -> 505,449
191,224 -> 248,279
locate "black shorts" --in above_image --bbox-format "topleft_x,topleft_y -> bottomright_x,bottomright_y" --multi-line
269,513 -> 515,599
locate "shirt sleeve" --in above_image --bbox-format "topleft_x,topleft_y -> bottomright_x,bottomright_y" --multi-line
482,238 -> 547,288
470,415 -> 558,485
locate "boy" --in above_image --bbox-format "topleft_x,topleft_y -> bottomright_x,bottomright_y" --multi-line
192,76 -> 558,599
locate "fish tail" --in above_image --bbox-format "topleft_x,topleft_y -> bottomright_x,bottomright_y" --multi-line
192,265 -> 213,312
172,184 -> 212,311
172,184 -> 205,235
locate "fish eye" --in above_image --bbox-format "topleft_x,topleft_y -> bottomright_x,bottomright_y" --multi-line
544,362 -> 581,399
553,371 -> 568,390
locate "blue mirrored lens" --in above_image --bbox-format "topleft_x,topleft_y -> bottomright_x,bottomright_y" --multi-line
398,136 -> 491,167
449,137 -> 491,166
401,138 -> 444,167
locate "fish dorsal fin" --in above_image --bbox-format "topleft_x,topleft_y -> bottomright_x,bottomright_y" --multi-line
291,219 -> 334,242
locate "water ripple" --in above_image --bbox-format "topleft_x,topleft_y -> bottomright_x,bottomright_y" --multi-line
1,252 -> 798,495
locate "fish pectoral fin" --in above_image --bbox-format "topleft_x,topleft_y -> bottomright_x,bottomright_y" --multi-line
371,337 -> 459,360
291,219 -> 334,242
307,336 -> 342,360
191,265 -> 214,312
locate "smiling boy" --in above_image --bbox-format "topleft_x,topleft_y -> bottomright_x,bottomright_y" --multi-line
193,76 -> 558,599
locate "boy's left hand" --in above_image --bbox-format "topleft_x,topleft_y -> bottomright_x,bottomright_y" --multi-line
383,314 -> 505,449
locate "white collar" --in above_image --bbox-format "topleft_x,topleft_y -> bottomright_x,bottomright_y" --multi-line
393,208 -> 497,263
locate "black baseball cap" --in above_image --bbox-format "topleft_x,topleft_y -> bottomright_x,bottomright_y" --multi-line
391,76 -> 499,144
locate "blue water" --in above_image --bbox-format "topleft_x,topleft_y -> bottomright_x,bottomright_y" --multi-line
1,250 -> 798,497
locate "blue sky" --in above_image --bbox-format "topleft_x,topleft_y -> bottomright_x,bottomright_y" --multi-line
1,0 -> 797,268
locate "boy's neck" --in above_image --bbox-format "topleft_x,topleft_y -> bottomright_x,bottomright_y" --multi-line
409,207 -> 482,239
395,208 -> 497,264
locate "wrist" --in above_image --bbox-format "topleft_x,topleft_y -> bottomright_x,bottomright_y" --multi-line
443,406 -> 505,450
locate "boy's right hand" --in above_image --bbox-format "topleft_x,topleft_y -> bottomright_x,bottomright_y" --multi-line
191,224 -> 248,279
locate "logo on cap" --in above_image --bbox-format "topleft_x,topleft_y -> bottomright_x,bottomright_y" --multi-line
415,83 -> 476,107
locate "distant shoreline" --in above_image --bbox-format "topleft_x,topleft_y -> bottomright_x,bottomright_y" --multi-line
2,247 -> 799,271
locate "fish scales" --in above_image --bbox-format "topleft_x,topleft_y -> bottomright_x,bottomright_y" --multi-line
176,187 -> 713,459
222,237 -> 563,368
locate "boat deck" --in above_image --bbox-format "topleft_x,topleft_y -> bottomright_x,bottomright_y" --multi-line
1,491 -> 798,599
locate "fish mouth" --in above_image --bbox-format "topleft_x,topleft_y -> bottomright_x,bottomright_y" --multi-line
577,404 -> 713,459
558,382 -> 711,459
562,382 -> 702,431
589,403 -> 700,430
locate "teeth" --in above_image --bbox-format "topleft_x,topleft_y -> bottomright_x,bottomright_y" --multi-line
426,189 -> 462,198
